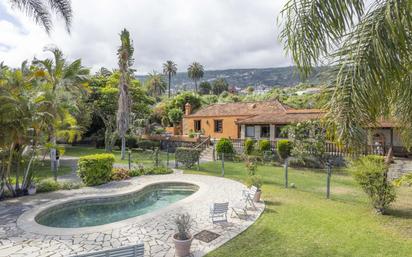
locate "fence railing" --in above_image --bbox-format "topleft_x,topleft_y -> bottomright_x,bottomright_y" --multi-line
227,138 -> 391,157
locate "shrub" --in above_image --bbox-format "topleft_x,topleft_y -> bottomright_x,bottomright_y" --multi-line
246,175 -> 263,189
350,155 -> 396,214
168,108 -> 184,125
394,173 -> 412,187
37,178 -> 61,193
258,139 -> 271,152
175,147 -> 201,168
78,153 -> 115,186
144,166 -> 173,175
245,158 -> 258,176
111,168 -> 130,181
129,163 -> 145,176
277,139 -> 293,160
60,181 -> 83,190
216,138 -> 235,155
126,136 -> 138,148
244,138 -> 254,155
137,140 -> 160,150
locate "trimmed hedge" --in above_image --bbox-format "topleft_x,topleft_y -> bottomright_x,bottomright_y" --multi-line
216,138 -> 235,154
129,165 -> 173,176
137,140 -> 160,150
277,139 -> 293,160
36,178 -> 60,193
258,139 -> 271,152
175,147 -> 201,168
244,138 -> 254,155
78,153 -> 115,186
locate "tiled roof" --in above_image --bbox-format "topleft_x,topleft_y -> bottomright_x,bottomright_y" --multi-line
186,100 -> 292,117
236,110 -> 325,125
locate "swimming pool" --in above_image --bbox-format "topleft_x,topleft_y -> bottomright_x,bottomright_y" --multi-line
35,182 -> 198,228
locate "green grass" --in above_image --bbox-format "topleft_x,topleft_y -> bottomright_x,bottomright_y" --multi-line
64,145 -> 173,166
185,161 -> 412,257
9,160 -> 72,183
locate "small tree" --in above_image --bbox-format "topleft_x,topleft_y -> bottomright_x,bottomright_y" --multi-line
168,108 -> 183,126
199,81 -> 212,95
350,155 -> 396,214
212,78 -> 229,95
216,138 -> 235,155
277,139 -> 293,188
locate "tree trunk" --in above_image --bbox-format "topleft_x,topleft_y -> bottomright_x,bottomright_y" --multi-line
121,136 -> 126,160
168,73 -> 171,98
194,80 -> 198,93
105,129 -> 113,152
50,134 -> 57,181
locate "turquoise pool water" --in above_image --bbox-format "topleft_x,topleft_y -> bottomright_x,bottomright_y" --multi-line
35,182 -> 198,228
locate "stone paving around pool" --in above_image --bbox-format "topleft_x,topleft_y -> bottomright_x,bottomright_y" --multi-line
0,172 -> 265,257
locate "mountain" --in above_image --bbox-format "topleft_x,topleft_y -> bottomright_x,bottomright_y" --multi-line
136,66 -> 324,90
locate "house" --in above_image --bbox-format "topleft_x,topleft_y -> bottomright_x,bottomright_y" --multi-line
182,100 -> 407,156
182,100 -> 322,140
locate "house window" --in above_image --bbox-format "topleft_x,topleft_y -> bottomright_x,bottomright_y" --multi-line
245,126 -> 255,138
275,125 -> 288,138
214,120 -> 223,133
194,120 -> 201,132
260,125 -> 270,138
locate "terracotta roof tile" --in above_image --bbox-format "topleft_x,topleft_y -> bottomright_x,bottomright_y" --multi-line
186,100 -> 292,117
236,111 -> 325,125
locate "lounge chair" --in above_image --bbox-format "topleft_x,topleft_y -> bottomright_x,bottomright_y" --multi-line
73,243 -> 144,257
209,202 -> 229,223
231,202 -> 248,219
242,186 -> 258,210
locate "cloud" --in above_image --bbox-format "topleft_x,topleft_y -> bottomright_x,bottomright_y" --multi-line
0,0 -> 291,74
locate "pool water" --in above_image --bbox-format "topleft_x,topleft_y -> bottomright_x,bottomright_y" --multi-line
36,182 -> 198,228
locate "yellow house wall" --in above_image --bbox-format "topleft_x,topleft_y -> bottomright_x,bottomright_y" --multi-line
183,116 -> 245,139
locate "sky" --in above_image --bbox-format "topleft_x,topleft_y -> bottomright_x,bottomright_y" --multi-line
0,0 -> 292,74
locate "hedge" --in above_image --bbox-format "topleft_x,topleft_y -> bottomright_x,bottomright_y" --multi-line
277,139 -> 293,160
78,153 -> 115,186
258,139 -> 271,152
175,147 -> 201,168
244,138 -> 254,155
216,138 -> 235,154
137,140 -> 160,150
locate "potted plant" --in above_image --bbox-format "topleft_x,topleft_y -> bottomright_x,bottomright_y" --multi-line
173,213 -> 193,257
246,175 -> 263,202
28,182 -> 36,195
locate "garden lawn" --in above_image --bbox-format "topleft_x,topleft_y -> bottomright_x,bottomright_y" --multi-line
10,160 -> 72,182
64,145 -> 173,166
185,162 -> 412,257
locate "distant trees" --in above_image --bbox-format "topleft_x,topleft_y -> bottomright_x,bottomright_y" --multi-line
145,71 -> 167,99
187,62 -> 204,93
8,0 -> 72,33
199,81 -> 211,95
212,78 -> 229,95
116,29 -> 134,160
163,60 -> 177,98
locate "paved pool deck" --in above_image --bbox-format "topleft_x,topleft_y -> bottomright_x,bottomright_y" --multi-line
0,173 -> 264,257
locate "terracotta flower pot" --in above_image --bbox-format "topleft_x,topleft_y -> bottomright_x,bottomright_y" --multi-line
254,190 -> 262,202
173,233 -> 193,257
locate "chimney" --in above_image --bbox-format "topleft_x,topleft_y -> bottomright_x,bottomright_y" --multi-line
185,103 -> 192,115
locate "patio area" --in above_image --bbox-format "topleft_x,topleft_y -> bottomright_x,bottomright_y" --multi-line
0,173 -> 264,257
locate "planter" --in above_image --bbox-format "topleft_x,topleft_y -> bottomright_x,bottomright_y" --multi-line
28,187 -> 36,195
253,190 -> 262,202
173,234 -> 193,257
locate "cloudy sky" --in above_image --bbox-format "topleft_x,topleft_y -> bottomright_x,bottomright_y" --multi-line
0,0 -> 292,74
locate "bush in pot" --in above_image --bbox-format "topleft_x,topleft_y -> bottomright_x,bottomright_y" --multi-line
173,213 -> 193,257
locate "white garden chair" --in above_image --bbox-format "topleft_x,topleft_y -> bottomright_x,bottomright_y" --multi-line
242,186 -> 258,210
209,202 -> 229,223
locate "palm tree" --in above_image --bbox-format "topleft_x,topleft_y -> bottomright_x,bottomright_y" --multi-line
145,71 -> 167,98
187,62 -> 204,93
163,60 -> 177,98
116,29 -> 134,160
8,0 -> 72,33
279,0 -> 412,146
34,47 -> 89,178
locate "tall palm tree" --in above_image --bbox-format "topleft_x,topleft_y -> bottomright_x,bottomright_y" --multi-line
163,60 -> 177,98
187,62 -> 204,93
116,29 -> 134,160
34,47 -> 89,178
279,0 -> 412,146
145,71 -> 167,98
8,0 -> 72,33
